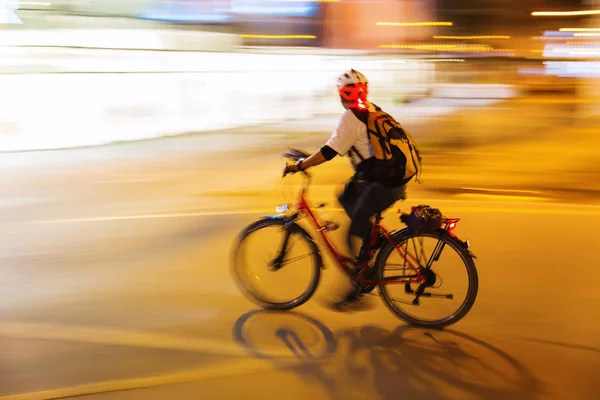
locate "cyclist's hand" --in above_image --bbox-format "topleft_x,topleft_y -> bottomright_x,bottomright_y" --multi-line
283,163 -> 300,177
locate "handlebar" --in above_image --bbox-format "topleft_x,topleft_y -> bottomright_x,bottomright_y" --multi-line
282,148 -> 312,190
282,164 -> 311,177
283,148 -> 311,161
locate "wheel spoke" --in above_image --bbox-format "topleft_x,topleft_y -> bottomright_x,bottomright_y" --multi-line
385,263 -> 413,268
277,252 -> 316,267
377,231 -> 478,328
232,219 -> 322,310
388,297 -> 419,306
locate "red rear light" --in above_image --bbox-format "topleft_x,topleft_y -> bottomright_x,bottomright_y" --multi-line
445,218 -> 460,231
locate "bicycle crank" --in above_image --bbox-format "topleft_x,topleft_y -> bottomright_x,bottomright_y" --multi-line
405,268 -> 450,305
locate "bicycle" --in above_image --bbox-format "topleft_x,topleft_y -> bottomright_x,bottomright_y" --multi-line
231,149 -> 479,329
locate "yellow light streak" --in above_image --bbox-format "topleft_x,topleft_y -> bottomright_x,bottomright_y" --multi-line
532,10 -> 600,17
433,35 -> 510,40
377,22 -> 454,27
241,34 -> 317,39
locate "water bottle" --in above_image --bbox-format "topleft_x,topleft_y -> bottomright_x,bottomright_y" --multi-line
317,203 -> 339,232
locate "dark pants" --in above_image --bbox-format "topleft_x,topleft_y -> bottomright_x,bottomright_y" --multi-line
338,174 -> 406,256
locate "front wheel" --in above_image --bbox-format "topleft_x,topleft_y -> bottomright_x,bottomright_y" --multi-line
231,218 -> 322,310
375,229 -> 478,329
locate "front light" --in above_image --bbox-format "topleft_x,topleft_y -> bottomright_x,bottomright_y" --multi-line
276,204 -> 289,213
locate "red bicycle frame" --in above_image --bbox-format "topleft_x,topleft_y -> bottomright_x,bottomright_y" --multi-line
293,183 -> 426,287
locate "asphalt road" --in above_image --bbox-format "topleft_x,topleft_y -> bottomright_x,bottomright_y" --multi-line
1,131 -> 599,400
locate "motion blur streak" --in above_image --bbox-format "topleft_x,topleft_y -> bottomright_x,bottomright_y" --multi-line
532,10 -> 600,17
0,0 -> 599,399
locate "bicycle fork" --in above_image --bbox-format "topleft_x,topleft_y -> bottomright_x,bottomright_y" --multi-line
269,228 -> 292,271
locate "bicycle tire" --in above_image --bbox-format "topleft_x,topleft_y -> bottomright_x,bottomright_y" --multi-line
375,229 -> 478,329
231,218 -> 322,310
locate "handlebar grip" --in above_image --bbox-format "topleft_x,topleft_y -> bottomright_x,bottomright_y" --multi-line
281,164 -> 311,179
283,164 -> 291,178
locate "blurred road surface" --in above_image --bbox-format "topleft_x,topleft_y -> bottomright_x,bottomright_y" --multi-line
0,127 -> 599,399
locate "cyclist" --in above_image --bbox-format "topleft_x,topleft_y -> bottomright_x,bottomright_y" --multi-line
285,69 -> 416,307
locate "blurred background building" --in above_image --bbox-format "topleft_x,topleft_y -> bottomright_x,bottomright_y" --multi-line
0,0 -> 598,151
1,3 -> 599,398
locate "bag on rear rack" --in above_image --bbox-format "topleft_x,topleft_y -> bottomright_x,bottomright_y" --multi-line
401,205 -> 443,234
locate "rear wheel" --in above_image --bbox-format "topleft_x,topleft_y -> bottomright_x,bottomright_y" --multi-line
376,229 -> 478,329
231,218 -> 322,310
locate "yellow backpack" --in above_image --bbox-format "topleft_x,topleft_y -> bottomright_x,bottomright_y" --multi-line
352,103 -> 422,186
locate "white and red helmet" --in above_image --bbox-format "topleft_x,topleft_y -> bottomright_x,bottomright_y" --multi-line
336,69 -> 369,102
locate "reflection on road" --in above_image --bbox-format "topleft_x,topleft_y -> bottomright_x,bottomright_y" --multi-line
233,309 -> 543,400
